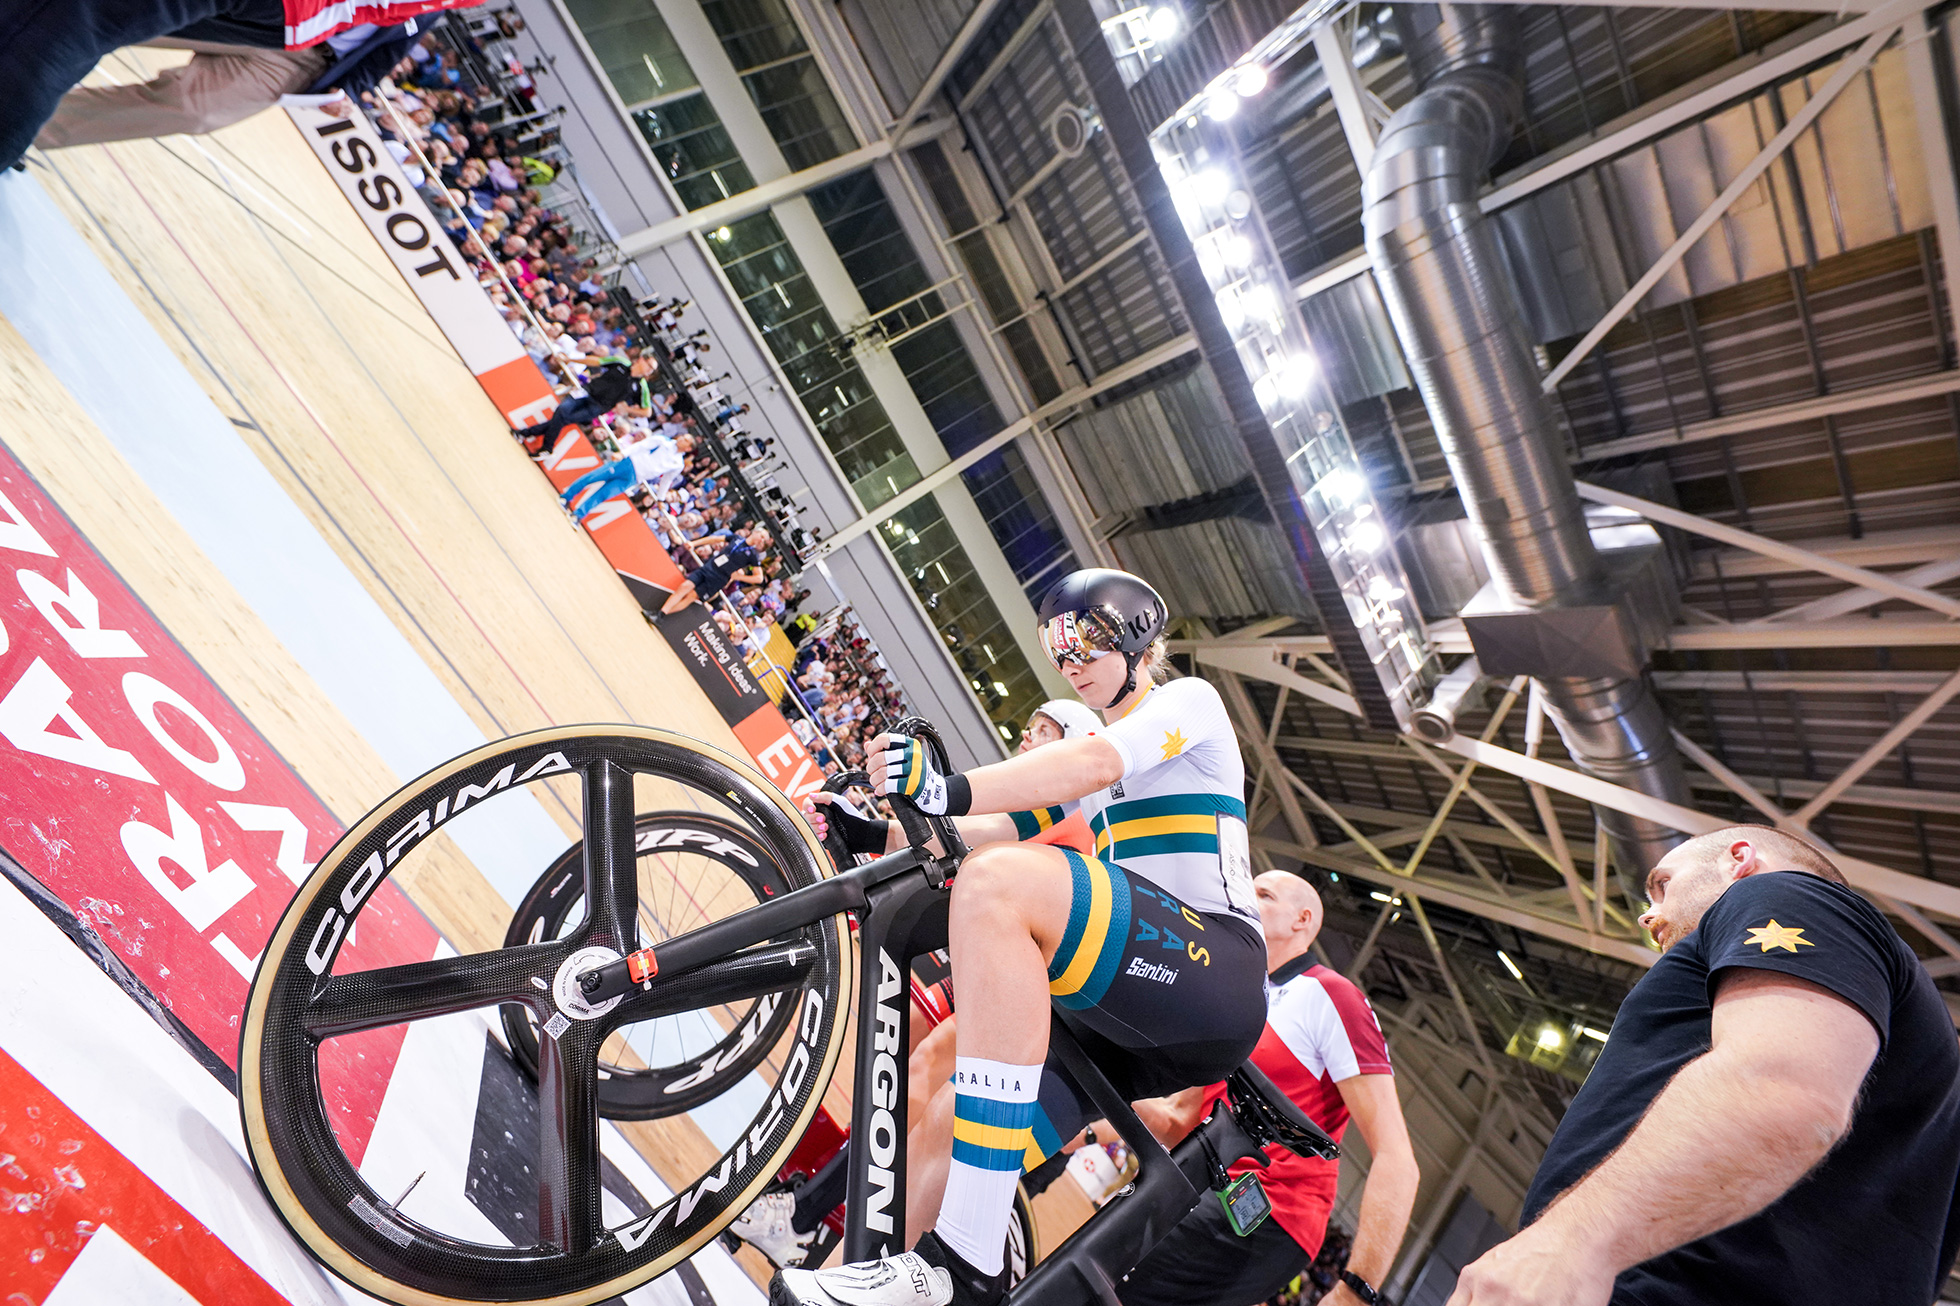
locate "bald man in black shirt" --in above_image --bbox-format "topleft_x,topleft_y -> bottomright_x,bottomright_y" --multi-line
1450,825 -> 1960,1306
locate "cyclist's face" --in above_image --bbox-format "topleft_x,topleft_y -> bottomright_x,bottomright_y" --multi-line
1019,714 -> 1064,753
1060,650 -> 1126,706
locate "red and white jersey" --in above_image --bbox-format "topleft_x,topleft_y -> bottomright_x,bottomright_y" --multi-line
1204,954 -> 1392,1254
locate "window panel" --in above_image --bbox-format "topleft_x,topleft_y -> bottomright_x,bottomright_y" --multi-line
565,0 -> 698,106
632,94 -> 753,210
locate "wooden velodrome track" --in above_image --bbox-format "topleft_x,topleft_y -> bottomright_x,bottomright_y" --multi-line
0,47 -> 1092,1292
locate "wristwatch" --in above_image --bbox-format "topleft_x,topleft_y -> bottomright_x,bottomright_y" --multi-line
1340,1270 -> 1381,1304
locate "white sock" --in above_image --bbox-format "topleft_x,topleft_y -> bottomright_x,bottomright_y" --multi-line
934,1057 -> 1042,1276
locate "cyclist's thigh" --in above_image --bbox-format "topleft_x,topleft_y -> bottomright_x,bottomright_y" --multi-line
1114,1194 -> 1309,1306
1045,850 -> 1266,1052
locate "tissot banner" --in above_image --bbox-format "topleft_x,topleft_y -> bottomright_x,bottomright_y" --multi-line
284,99 -> 557,429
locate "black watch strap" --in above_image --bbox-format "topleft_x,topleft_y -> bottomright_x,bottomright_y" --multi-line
1340,1270 -> 1381,1304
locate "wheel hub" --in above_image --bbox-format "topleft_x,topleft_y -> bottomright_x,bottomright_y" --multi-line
552,945 -> 625,1024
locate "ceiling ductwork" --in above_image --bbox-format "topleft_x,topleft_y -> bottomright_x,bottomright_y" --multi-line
1362,2 -> 1694,889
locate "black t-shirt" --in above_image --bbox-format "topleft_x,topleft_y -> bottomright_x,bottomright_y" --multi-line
582,363 -> 635,410
693,539 -> 757,588
1522,873 -> 1960,1304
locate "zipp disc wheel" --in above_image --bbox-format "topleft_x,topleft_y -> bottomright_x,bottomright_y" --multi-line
240,727 -> 850,1306
500,811 -> 799,1119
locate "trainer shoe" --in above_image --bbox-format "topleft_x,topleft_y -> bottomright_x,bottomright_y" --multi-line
770,1231 -> 1004,1306
730,1190 -> 815,1268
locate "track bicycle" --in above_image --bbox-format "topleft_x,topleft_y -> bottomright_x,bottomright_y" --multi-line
495,791 -> 1037,1280
239,723 -> 1337,1306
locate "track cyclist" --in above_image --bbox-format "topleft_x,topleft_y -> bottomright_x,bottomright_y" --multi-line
729,699 -> 1103,1270
772,568 -> 1269,1306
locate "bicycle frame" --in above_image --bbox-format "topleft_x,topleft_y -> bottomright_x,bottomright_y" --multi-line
582,836 -> 1301,1306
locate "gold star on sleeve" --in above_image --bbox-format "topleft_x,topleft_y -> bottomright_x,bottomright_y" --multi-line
1743,920 -> 1814,954
1159,728 -> 1188,760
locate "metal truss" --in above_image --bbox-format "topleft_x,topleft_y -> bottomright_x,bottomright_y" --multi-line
1192,463 -> 1960,957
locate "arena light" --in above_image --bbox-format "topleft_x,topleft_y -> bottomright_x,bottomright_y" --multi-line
1535,1024 -> 1565,1051
1348,520 -> 1386,553
1581,1026 -> 1610,1043
1496,949 -> 1524,981
1235,65 -> 1269,96
1153,113 -> 1438,727
1147,5 -> 1180,40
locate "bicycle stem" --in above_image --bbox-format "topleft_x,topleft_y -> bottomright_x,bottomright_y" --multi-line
576,844 -> 934,1002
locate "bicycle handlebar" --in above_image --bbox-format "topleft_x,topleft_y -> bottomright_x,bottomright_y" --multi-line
886,717 -> 969,872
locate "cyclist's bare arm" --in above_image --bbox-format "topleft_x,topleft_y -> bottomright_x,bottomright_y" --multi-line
809,735 -> 1122,853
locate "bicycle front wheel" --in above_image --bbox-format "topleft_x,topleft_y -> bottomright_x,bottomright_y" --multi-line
240,726 -> 851,1306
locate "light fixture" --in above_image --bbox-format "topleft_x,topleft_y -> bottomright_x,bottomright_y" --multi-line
1252,373 -> 1278,408
1204,91 -> 1239,122
1349,520 -> 1386,553
1367,576 -> 1407,603
1496,949 -> 1523,982
1234,65 -> 1268,97
1216,231 -> 1253,268
1195,239 -> 1225,282
714,225 -> 732,241
1535,1024 -> 1565,1052
1319,468 -> 1365,506
1239,283 -> 1276,326
1147,5 -> 1180,41
1581,1026 -> 1610,1043
1215,288 -> 1245,332
1186,167 -> 1226,203
993,681 -> 1008,695
1368,891 -> 1403,905
1276,353 -> 1315,396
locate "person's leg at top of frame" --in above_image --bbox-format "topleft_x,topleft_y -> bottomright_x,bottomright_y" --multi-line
1,0 -> 286,169
772,568 -> 1270,1306
34,39 -> 329,150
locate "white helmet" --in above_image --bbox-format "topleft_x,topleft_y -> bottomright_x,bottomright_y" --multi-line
1030,699 -> 1100,739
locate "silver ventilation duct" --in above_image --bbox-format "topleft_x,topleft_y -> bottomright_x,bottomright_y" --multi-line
1362,2 -> 1693,888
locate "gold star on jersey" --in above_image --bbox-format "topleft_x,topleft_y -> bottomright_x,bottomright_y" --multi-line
1744,920 -> 1813,953
1160,728 -> 1188,760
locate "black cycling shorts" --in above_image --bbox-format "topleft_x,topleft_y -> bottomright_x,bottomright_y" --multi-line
1025,849 -> 1266,1166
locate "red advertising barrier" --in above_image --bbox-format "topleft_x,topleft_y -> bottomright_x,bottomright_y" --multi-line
0,1047 -> 291,1305
0,445 -> 438,1163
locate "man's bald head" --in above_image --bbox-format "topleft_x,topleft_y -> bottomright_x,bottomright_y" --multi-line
1639,824 -> 1848,952
1254,870 -> 1323,969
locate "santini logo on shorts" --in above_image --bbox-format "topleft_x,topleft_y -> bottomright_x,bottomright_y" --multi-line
1125,957 -> 1179,985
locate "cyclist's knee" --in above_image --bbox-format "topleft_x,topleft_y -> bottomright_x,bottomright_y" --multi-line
950,841 -> 1037,914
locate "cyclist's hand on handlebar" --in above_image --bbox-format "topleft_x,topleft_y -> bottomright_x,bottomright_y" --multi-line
868,733 -> 970,816
802,792 -> 891,856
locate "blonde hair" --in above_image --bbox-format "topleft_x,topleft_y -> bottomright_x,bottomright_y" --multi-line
1137,637 -> 1173,684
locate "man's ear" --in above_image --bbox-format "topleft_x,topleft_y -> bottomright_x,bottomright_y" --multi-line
1730,838 -> 1763,879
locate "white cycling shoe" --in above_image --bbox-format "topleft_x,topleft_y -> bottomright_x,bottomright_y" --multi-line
731,1191 -> 817,1268
770,1232 -> 1002,1306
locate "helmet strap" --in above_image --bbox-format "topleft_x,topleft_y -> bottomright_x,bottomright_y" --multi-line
1098,650 -> 1145,712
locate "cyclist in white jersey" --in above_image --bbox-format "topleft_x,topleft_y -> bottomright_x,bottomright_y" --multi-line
776,569 -> 1268,1306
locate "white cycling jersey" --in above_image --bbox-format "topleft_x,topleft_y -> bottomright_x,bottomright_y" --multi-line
1012,677 -> 1254,922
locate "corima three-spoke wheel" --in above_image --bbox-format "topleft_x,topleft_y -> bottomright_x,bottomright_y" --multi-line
239,727 -> 850,1306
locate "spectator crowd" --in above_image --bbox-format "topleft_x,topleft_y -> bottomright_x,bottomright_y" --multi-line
361,19 -> 913,789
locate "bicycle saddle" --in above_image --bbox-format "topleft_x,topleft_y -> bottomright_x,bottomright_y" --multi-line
1225,1061 -> 1340,1160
